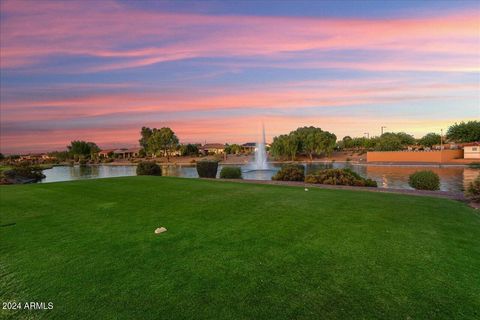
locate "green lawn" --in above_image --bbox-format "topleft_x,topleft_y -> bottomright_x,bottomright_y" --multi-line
1,177 -> 479,319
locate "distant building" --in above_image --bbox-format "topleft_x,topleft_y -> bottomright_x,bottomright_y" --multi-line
199,143 -> 225,154
463,143 -> 480,159
242,142 -> 256,153
113,148 -> 141,158
98,149 -> 116,158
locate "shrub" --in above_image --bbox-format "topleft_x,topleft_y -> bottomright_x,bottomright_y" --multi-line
196,160 -> 219,178
408,170 -> 440,191
272,164 -> 305,181
78,159 -> 87,166
136,161 -> 162,176
305,168 -> 377,187
466,175 -> 480,202
3,162 -> 46,182
220,167 -> 242,179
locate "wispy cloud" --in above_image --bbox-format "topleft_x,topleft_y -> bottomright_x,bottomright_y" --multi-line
1,0 -> 478,73
1,0 -> 479,153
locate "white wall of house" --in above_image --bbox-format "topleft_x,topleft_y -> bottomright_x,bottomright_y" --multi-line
464,146 -> 480,159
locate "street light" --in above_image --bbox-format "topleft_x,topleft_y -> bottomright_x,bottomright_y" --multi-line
440,129 -> 443,150
440,129 -> 443,164
381,126 -> 386,135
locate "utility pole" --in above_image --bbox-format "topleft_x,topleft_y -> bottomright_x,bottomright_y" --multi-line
440,129 -> 443,164
364,132 -> 369,139
440,129 -> 443,150
381,126 -> 386,135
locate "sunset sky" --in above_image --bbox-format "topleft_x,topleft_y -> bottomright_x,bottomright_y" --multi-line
1,0 -> 479,154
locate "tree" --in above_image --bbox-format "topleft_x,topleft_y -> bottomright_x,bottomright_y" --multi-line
224,144 -> 242,155
285,133 -> 300,161
0,153 -> 4,161
48,151 -> 70,161
295,126 -> 321,160
318,131 -> 337,156
67,140 -> 99,159
375,133 -> 402,151
180,144 -> 199,156
139,127 -> 153,152
395,132 -> 416,146
418,133 -> 441,148
446,121 -> 480,143
147,127 -> 179,161
270,134 -> 289,160
270,127 -> 336,160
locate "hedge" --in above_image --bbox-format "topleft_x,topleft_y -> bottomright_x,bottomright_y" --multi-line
220,167 -> 242,179
196,160 -> 219,178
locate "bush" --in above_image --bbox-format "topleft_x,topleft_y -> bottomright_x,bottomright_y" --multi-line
408,170 -> 440,190
78,159 -> 87,166
272,164 -> 305,181
466,175 -> 480,202
220,167 -> 242,179
3,162 -> 46,182
136,161 -> 162,176
196,160 -> 219,178
305,168 -> 377,187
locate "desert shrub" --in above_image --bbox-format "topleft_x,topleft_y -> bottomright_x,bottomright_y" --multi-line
136,161 -> 162,176
220,167 -> 242,179
408,170 -> 440,190
196,160 -> 219,178
305,168 -> 377,187
3,162 -> 46,182
466,175 -> 480,202
272,164 -> 305,181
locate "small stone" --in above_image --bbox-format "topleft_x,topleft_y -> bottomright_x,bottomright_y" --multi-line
304,188 -> 309,191
155,227 -> 167,234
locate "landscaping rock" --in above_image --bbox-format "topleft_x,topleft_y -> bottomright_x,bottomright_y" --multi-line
154,227 -> 167,234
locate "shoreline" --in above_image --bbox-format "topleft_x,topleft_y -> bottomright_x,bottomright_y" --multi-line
73,160 -> 472,168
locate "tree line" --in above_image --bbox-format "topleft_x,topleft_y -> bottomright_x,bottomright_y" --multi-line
5,120 -> 476,161
338,121 -> 480,151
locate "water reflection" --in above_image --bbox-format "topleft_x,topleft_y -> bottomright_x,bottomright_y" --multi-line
41,163 -> 479,193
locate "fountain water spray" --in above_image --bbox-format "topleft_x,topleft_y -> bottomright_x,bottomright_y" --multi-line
253,123 -> 268,170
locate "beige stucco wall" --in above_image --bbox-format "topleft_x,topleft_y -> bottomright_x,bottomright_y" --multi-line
367,150 -> 463,163
464,146 -> 480,159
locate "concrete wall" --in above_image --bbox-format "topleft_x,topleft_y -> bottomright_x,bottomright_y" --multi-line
367,150 -> 463,163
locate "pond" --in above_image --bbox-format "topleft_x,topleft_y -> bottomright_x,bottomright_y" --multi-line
41,163 -> 479,193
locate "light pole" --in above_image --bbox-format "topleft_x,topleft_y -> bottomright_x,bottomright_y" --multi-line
440,129 -> 443,164
381,126 -> 386,135
440,129 -> 443,150
364,132 -> 369,139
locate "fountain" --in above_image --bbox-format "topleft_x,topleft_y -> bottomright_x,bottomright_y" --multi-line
248,124 -> 270,171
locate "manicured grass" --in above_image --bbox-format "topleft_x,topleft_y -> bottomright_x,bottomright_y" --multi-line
1,177 -> 479,319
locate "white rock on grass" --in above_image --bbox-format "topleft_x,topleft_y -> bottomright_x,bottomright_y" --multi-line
155,227 -> 167,234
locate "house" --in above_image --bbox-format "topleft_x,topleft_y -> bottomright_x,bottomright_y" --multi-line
463,142 -> 480,159
199,143 -> 225,154
113,148 -> 141,158
98,149 -> 116,158
242,142 -> 256,153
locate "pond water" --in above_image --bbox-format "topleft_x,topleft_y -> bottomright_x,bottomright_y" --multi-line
41,163 -> 479,193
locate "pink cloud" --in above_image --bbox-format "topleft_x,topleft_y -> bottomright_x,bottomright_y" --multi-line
1,0 -> 478,72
